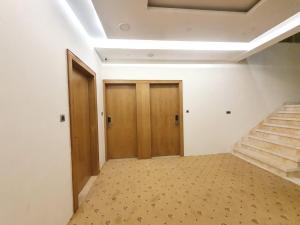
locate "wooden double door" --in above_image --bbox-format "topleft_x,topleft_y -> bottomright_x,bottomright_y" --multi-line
104,80 -> 183,160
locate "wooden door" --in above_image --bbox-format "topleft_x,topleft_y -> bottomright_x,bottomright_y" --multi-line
71,66 -> 92,191
150,84 -> 180,156
105,84 -> 138,159
67,50 -> 100,212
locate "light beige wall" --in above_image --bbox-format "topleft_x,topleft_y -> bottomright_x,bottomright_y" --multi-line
1,1 -> 300,225
0,1 -> 104,225
99,43 -> 300,156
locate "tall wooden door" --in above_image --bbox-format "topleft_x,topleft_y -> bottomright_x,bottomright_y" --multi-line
150,84 -> 181,156
105,84 -> 138,159
71,67 -> 92,191
67,50 -> 99,212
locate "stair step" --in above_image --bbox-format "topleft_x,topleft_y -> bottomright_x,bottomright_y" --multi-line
284,104 -> 300,107
233,104 -> 300,179
269,117 -> 300,122
263,123 -> 300,130
282,105 -> 300,110
267,117 -> 300,127
247,135 -> 300,151
241,142 -> 300,162
245,137 -> 300,157
255,129 -> 300,140
277,111 -> 300,114
234,147 -> 300,175
233,151 -> 300,178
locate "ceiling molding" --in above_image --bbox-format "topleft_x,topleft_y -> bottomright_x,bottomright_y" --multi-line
147,0 -> 261,13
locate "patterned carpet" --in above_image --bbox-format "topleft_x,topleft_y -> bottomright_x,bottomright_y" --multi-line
68,154 -> 300,225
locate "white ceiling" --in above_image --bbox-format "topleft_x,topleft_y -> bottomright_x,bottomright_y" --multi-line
92,0 -> 300,42
65,0 -> 300,63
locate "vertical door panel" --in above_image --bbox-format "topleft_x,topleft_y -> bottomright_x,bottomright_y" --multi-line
106,84 -> 137,159
150,84 -> 180,156
71,67 -> 92,192
136,83 -> 152,159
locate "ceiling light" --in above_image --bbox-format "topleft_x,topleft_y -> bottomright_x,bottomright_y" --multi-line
102,63 -> 239,68
96,39 -> 249,51
119,23 -> 130,31
58,0 -> 92,45
249,12 -> 300,49
186,27 -> 193,32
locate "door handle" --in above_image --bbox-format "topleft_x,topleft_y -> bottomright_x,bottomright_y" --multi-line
107,116 -> 112,127
175,114 -> 179,125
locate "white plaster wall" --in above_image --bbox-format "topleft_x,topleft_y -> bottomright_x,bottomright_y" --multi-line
99,43 -> 300,156
1,1 -> 300,225
0,1 -> 104,225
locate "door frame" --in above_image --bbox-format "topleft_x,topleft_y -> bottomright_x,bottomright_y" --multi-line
103,80 -> 184,160
67,50 -> 100,212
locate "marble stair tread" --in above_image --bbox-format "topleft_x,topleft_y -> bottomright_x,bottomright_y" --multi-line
269,117 -> 300,121
234,147 -> 300,173
277,111 -> 300,114
247,135 -> 300,150
255,129 -> 300,140
283,104 -> 300,107
232,151 -> 287,177
282,106 -> 300,110
241,142 -> 300,162
281,109 -> 300,112
263,123 -> 300,130
232,104 -> 300,179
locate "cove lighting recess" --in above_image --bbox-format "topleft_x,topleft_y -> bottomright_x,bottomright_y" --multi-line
101,63 -> 242,68
58,0 -> 92,44
61,0 -> 300,52
249,12 -> 300,49
96,39 -> 249,51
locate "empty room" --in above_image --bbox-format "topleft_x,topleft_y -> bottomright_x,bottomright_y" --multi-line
2,0 -> 300,225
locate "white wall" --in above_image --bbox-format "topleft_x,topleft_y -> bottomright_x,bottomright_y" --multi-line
0,1 -> 104,225
1,1 -> 300,225
99,43 -> 300,156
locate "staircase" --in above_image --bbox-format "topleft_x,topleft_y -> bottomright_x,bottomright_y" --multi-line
233,103 -> 300,179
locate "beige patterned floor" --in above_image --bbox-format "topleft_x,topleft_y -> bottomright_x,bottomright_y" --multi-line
68,154 -> 300,225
